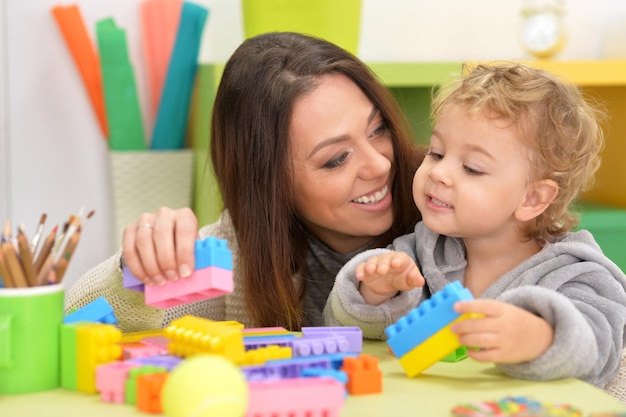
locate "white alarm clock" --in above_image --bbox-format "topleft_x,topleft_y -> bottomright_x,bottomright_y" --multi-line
519,2 -> 566,59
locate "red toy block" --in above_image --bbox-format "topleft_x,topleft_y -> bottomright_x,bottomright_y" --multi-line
246,377 -> 345,417
121,341 -> 168,359
340,354 -> 382,395
144,266 -> 233,308
136,372 -> 169,414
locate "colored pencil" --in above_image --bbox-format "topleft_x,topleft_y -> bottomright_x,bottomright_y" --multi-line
34,225 -> 58,274
1,241 -> 28,288
17,226 -> 37,287
0,248 -> 14,288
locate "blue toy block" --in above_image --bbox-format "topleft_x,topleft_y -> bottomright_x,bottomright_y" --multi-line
384,281 -> 473,358
64,297 -> 118,325
194,236 -> 232,270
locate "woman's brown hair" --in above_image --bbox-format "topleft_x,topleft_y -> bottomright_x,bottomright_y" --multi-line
211,32 -> 423,329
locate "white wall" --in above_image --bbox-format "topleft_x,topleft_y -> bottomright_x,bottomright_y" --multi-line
1,0 -> 625,290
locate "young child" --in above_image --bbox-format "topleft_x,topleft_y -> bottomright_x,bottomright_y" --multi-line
324,62 -> 626,389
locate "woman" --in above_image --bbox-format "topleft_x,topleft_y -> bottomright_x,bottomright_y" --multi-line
65,32 -> 426,331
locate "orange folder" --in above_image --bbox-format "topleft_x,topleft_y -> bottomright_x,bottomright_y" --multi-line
51,4 -> 109,139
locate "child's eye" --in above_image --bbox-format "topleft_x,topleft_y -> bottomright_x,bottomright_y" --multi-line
323,152 -> 349,169
464,165 -> 483,175
426,151 -> 443,161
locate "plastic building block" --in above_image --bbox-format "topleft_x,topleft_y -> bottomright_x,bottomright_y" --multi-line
194,236 -> 232,270
96,361 -> 141,403
136,372 -> 169,414
398,314 -> 478,378
165,315 -> 245,363
302,326 -> 363,353
122,236 -> 233,308
340,354 -> 382,395
60,322 -> 93,391
144,266 -> 233,308
121,341 -> 168,359
291,335 -> 350,357
241,356 -> 332,381
125,366 -> 167,405
441,346 -> 468,362
120,329 -> 165,343
239,345 -> 293,366
385,281 -> 474,358
77,323 -> 123,394
246,377 -> 345,417
242,326 -> 291,336
301,367 -> 348,386
63,297 -> 118,325
127,354 -> 183,371
122,267 -> 144,292
244,335 -> 297,350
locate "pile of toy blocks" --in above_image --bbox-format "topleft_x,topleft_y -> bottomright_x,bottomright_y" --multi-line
60,237 -> 383,416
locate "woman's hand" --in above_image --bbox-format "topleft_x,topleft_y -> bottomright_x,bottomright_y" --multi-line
356,251 -> 425,305
122,207 -> 198,286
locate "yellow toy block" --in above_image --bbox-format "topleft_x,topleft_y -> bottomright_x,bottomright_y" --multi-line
238,345 -> 293,366
77,323 -> 123,394
120,329 -> 164,344
165,315 -> 245,363
398,313 -> 478,378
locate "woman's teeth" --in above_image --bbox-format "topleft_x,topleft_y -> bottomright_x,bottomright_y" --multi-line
353,185 -> 388,204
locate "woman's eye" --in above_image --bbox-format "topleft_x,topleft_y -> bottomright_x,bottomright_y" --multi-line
371,122 -> 388,137
323,152 -> 349,169
427,151 -> 443,161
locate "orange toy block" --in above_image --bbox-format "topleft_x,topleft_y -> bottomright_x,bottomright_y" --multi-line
340,354 -> 382,395
136,372 -> 169,414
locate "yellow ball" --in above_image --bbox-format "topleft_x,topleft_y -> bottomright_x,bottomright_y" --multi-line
162,354 -> 248,417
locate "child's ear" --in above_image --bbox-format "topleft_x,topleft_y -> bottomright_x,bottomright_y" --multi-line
515,179 -> 559,222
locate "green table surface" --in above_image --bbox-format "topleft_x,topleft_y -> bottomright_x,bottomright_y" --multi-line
1,340 -> 624,416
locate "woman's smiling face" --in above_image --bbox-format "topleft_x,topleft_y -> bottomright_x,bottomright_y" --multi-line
290,73 -> 395,253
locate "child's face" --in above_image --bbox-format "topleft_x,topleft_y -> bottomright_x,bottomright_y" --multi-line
414,104 -> 534,240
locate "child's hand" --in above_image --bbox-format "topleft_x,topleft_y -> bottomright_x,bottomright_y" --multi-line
356,251 -> 425,305
451,299 -> 554,364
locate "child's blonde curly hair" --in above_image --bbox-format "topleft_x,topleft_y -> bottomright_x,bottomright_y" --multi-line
431,62 -> 605,243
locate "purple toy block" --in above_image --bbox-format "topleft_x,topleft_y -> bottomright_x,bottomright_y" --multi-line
126,354 -> 183,372
241,356 -> 332,381
122,267 -> 145,292
144,266 -> 233,309
302,326 -> 363,353
291,335 -> 350,357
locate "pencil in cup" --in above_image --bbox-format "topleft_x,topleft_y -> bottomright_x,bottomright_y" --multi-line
1,241 -> 28,288
17,226 -> 38,287
33,225 -> 58,274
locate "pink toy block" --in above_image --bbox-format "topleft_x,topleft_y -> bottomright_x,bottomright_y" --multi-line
121,342 -> 168,359
246,377 -> 345,417
96,361 -> 141,403
144,266 -> 233,308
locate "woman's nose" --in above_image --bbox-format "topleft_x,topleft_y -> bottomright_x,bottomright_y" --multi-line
360,145 -> 391,180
